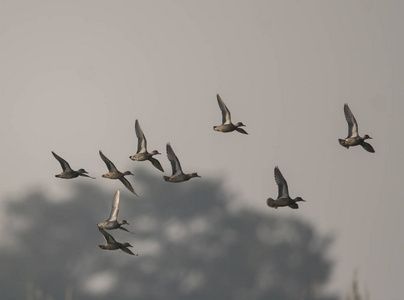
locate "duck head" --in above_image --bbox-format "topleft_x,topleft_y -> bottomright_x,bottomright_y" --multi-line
363,134 -> 372,140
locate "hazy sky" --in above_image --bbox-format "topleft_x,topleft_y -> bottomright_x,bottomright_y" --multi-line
1,1 -> 403,299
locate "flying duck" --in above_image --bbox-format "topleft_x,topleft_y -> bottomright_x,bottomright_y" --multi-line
97,190 -> 133,233
338,103 -> 375,153
129,119 -> 164,172
98,228 -> 138,256
213,94 -> 248,134
163,143 -> 200,183
266,166 -> 305,209
52,151 -> 95,179
99,150 -> 138,196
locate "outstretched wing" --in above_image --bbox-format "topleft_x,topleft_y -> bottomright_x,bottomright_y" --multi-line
344,104 -> 359,138
107,190 -> 120,221
135,119 -> 147,153
361,142 -> 375,153
52,151 -> 72,172
99,150 -> 118,172
121,247 -> 136,256
98,228 -> 116,243
288,203 -> 299,209
166,143 -> 183,175
119,177 -> 138,196
217,94 -> 232,125
274,166 -> 289,198
150,157 -> 164,172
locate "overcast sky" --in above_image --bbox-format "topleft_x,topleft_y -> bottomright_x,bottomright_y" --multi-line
1,1 -> 403,299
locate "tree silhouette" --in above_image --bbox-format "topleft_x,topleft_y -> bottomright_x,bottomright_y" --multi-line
0,167 -> 337,300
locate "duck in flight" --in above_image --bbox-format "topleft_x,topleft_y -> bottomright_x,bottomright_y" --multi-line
52,151 -> 95,179
266,166 -> 305,209
97,190 -> 133,233
338,103 -> 375,153
99,150 -> 138,196
129,119 -> 164,172
213,94 -> 248,134
98,228 -> 138,256
163,143 -> 200,183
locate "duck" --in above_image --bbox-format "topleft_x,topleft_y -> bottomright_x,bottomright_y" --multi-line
98,228 -> 138,256
52,151 -> 95,179
338,103 -> 375,153
99,150 -> 138,196
129,119 -> 164,172
163,143 -> 200,182
97,190 -> 133,233
213,94 -> 248,134
266,166 -> 305,209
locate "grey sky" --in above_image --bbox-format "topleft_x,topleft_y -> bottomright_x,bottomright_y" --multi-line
1,1 -> 403,299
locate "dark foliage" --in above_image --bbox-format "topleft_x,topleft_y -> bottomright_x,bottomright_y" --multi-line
0,168 -> 336,300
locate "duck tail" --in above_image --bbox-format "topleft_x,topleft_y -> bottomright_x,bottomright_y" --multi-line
163,176 -> 170,182
338,139 -> 349,148
266,198 -> 275,208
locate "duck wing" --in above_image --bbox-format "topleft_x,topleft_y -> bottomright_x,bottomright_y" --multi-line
344,103 -> 359,138
121,246 -> 136,256
236,127 -> 248,135
166,143 -> 183,175
79,173 -> 96,179
149,157 -> 164,172
119,177 -> 138,196
99,228 -> 117,243
52,151 -> 73,172
217,94 -> 232,125
119,227 -> 134,234
99,150 -> 118,172
107,190 -> 120,221
274,166 -> 289,198
135,119 -> 147,154
361,141 -> 375,153
288,203 -> 299,209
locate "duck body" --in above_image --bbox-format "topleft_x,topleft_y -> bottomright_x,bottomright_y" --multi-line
55,169 -> 89,179
213,123 -> 247,134
163,143 -> 200,183
339,103 -> 375,153
98,220 -> 129,231
266,197 -> 304,209
213,94 -> 248,134
101,171 -> 131,180
338,136 -> 374,152
267,166 -> 305,210
163,173 -> 200,183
